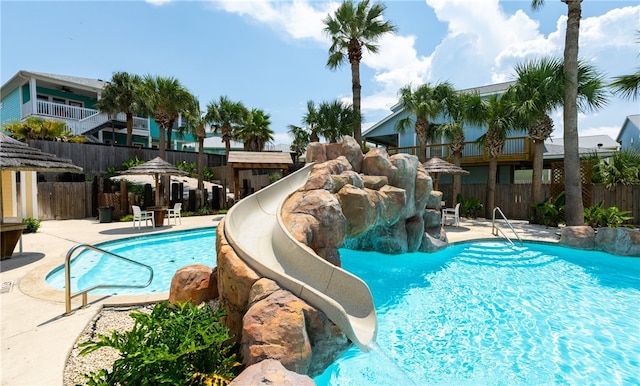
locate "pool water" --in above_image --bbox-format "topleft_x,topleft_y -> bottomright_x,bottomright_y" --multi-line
315,241 -> 640,386
46,228 -> 216,295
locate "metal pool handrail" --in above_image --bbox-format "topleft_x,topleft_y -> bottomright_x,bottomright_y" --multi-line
64,243 -> 154,315
492,207 -> 523,246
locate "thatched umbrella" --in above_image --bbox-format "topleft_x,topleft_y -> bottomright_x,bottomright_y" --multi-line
0,133 -> 83,222
118,156 -> 188,207
423,157 -> 469,191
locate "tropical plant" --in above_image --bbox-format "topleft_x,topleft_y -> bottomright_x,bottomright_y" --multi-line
531,0 -> 585,226
141,75 -> 193,158
180,95 -> 209,192
96,71 -> 145,146
79,301 -> 242,385
456,194 -> 484,219
21,217 -> 42,233
395,81 -> 457,163
476,91 -> 520,218
532,192 -> 566,227
610,31 -> 640,101
2,117 -> 82,144
586,149 -> 640,189
121,156 -> 144,169
303,100 -> 321,143
441,91 -> 484,204
317,100 -> 360,143
323,0 -> 397,146
511,56 -> 608,223
287,124 -> 309,163
206,96 -> 248,160
236,108 -> 274,151
584,201 -> 634,228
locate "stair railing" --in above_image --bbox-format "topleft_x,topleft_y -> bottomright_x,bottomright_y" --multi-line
492,207 -> 523,246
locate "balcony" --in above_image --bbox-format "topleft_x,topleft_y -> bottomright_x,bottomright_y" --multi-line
387,136 -> 533,165
22,100 -> 149,136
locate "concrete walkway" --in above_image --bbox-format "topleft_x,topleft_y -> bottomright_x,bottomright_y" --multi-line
0,215 -> 558,385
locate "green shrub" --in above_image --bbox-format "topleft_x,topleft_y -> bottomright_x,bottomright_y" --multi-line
120,214 -> 134,222
79,301 -> 242,386
456,194 -> 483,218
21,217 -> 42,233
532,192 -> 566,227
584,201 -> 634,228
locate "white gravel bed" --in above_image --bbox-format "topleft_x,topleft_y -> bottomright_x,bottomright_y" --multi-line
63,305 -> 153,386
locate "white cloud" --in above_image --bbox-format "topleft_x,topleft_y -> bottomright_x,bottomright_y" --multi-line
145,0 -> 172,5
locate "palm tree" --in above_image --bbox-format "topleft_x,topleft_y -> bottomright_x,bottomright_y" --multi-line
178,95 -> 207,192
610,30 -> 640,101
323,0 -> 397,146
440,91 -> 484,204
512,57 -> 608,222
477,91 -> 520,218
141,75 -> 192,158
395,82 -> 457,163
236,108 -> 274,151
531,0 -> 585,226
317,100 -> 359,143
287,124 -> 309,163
2,117 -> 74,144
302,100 -> 321,143
205,96 -> 248,161
96,72 -> 145,146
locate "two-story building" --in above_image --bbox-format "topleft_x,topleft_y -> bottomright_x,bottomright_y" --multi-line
616,114 -> 640,150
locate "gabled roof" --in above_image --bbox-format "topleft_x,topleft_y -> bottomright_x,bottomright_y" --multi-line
544,134 -> 619,159
1,70 -> 106,96
616,114 -> 640,142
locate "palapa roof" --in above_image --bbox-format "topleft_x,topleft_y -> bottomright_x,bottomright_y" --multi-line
423,157 -> 469,175
118,156 -> 188,176
0,133 -> 83,173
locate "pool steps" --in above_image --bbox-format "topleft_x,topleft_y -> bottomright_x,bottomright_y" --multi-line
224,163 -> 377,352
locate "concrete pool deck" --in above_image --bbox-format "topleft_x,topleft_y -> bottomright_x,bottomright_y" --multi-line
0,215 -> 558,385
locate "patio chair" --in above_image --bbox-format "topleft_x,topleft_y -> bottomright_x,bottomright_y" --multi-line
442,202 -> 461,227
166,202 -> 182,225
132,205 -> 155,229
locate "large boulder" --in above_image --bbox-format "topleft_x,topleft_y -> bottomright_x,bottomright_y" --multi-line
229,359 -> 315,386
595,227 -> 640,256
361,148 -> 396,177
306,142 -> 326,164
340,135 -> 364,172
168,264 -> 217,305
303,157 -> 353,191
559,226 -> 596,250
241,279 -> 350,377
337,184 -> 378,238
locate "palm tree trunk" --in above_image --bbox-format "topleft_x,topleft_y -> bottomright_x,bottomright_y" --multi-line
453,151 -> 462,205
126,112 -> 133,146
197,136 -> 204,191
563,0 -> 584,226
158,127 -> 166,159
486,157 -> 498,218
351,59 -> 362,146
530,139 -> 544,222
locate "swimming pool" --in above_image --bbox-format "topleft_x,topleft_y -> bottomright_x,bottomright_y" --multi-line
46,228 -> 216,296
315,241 -> 640,385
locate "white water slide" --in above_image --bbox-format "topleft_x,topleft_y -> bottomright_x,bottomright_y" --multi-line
224,164 -> 377,351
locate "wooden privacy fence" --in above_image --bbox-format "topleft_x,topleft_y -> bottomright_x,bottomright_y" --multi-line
439,183 -> 640,225
37,182 -> 93,220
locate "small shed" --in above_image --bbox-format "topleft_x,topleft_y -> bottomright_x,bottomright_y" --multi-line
227,152 -> 293,200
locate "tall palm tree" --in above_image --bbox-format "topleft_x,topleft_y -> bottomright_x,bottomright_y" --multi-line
205,96 -> 248,161
178,95 -> 207,192
531,0 -> 585,226
287,124 -> 310,163
610,30 -> 640,101
395,82 -> 457,163
440,91 -> 484,204
236,108 -> 274,151
323,0 -> 397,146
512,57 -> 608,222
317,100 -> 359,143
96,72 -> 145,146
477,91 -> 520,218
302,100 -> 321,143
141,75 -> 192,158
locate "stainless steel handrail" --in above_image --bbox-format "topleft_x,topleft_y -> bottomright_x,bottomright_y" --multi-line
64,244 -> 154,315
492,207 -> 523,246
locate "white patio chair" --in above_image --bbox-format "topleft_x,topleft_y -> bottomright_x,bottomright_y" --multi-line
441,202 -> 461,227
166,202 -> 182,225
132,205 -> 155,229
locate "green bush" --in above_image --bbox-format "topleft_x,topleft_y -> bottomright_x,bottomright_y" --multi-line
456,194 -> 483,218
21,217 -> 42,233
584,201 -> 634,228
532,192 -> 566,227
79,301 -> 242,386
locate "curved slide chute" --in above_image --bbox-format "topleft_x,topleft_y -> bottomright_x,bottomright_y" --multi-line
224,164 -> 377,351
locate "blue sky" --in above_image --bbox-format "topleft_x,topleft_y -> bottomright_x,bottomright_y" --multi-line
1,0 -> 638,147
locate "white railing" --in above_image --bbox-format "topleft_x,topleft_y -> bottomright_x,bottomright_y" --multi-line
23,101 -> 149,136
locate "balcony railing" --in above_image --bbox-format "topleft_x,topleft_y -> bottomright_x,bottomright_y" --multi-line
387,136 -> 533,164
22,100 -> 149,136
